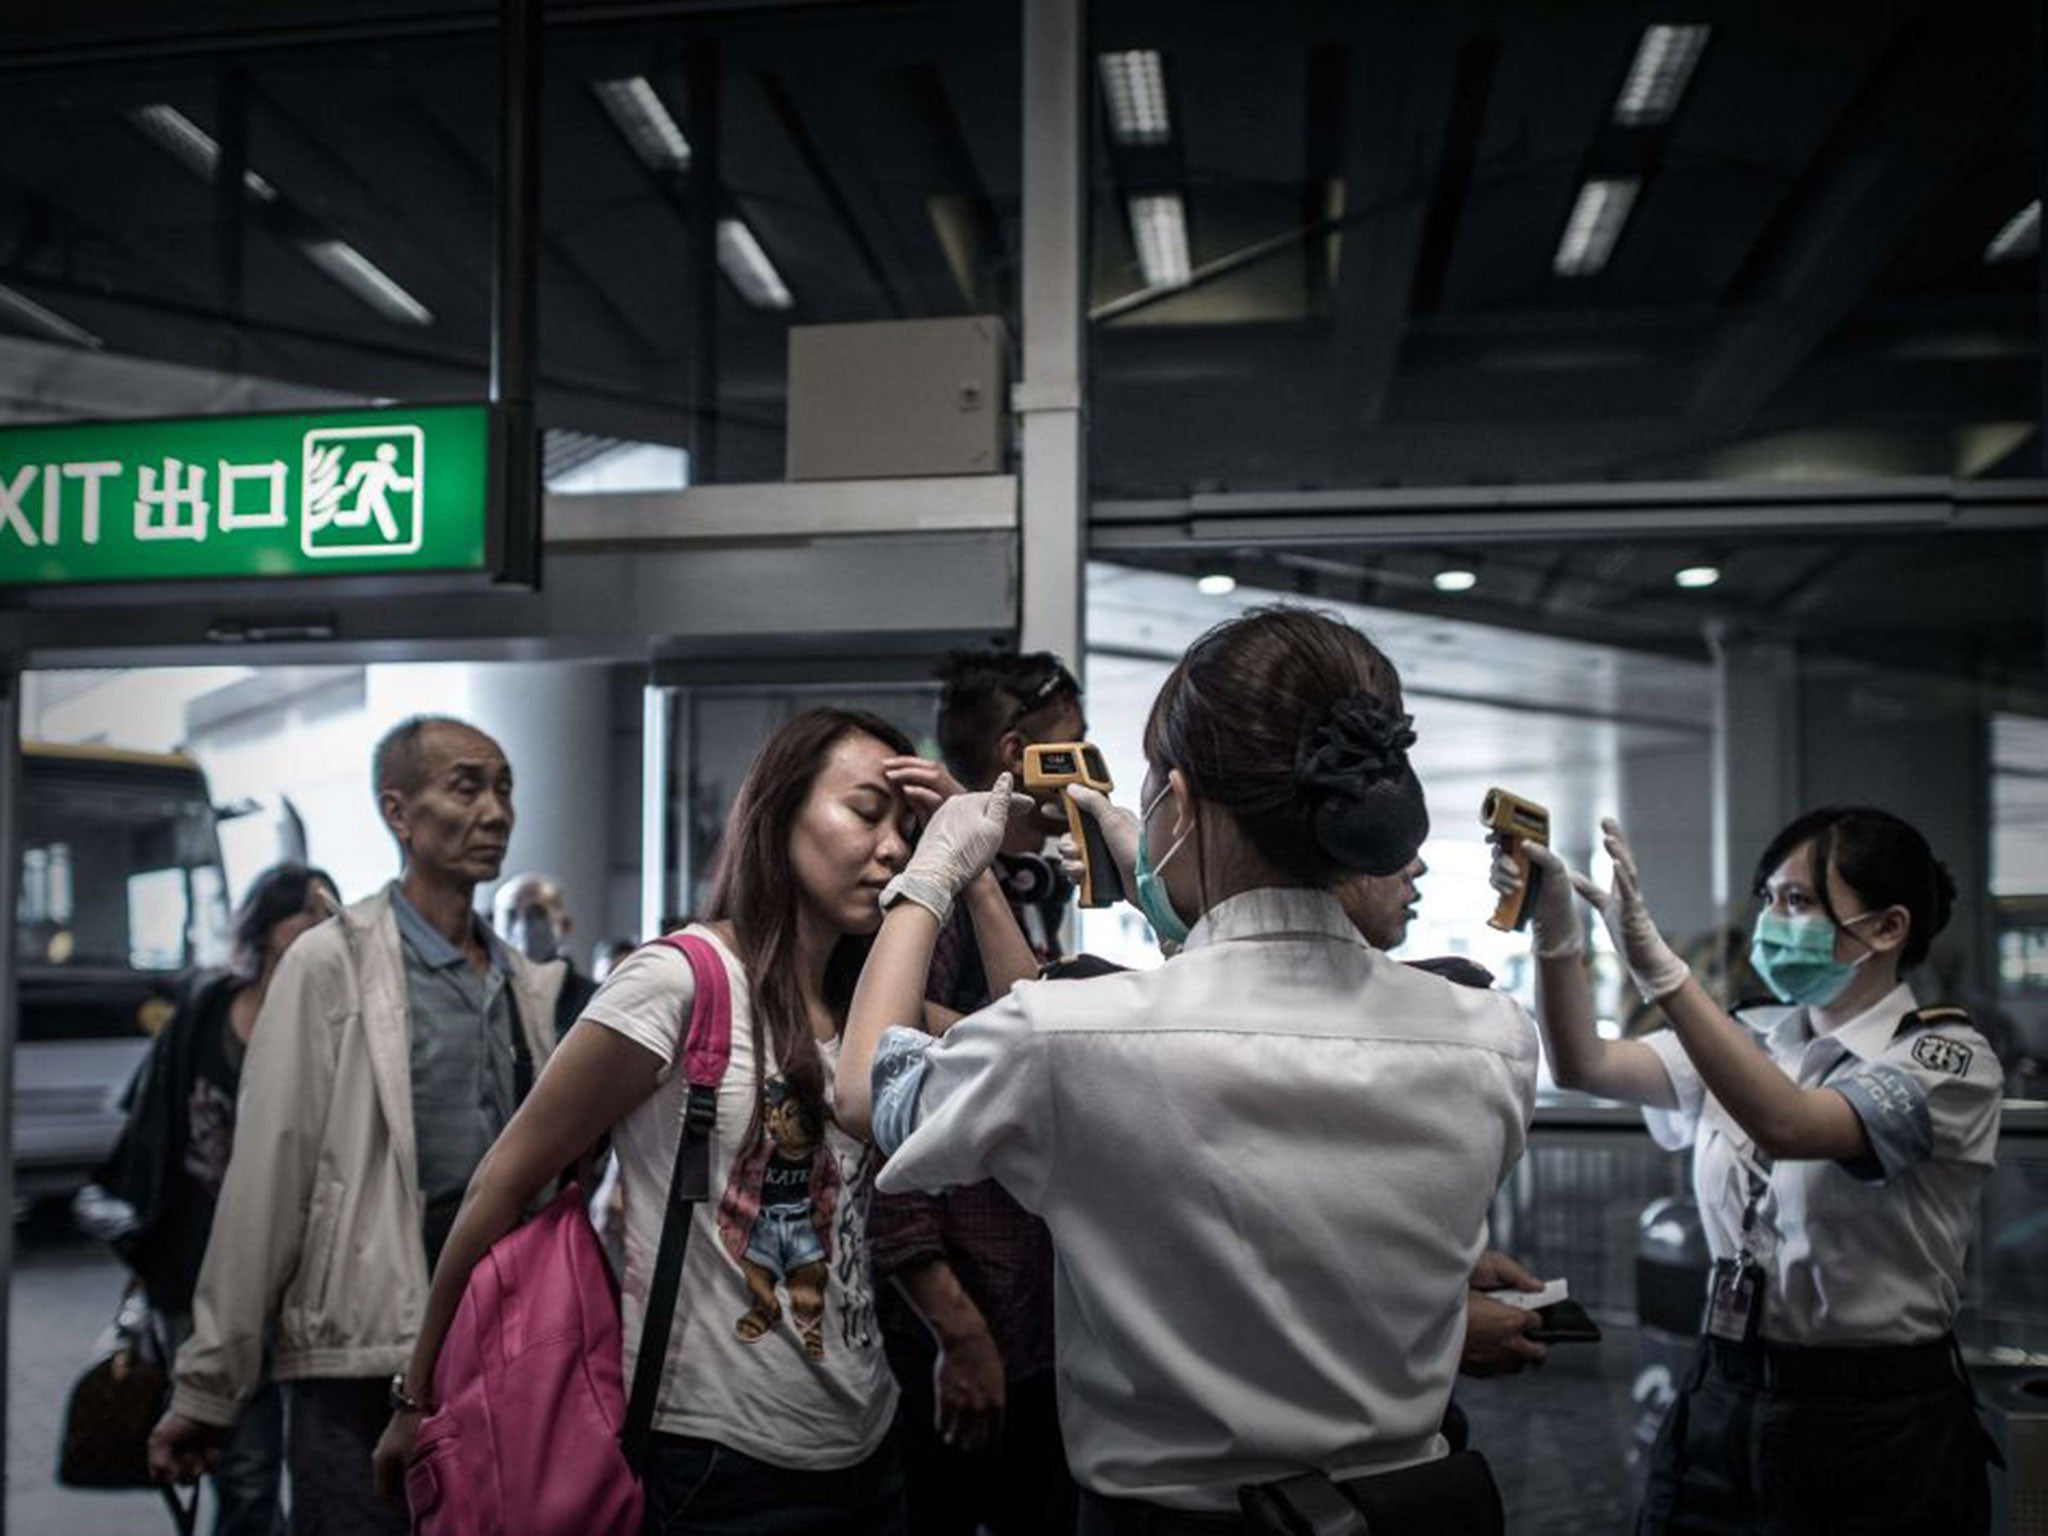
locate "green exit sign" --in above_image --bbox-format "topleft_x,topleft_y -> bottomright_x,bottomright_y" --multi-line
0,403 -> 493,588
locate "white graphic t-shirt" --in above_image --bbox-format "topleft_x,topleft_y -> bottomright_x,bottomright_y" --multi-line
581,926 -> 896,1468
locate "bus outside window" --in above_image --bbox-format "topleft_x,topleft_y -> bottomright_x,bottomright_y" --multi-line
14,743 -> 231,1209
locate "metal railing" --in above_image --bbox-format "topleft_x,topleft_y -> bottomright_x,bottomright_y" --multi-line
1490,1095 -> 2048,1358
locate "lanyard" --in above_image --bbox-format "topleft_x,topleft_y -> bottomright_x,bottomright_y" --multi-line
1735,1149 -> 1774,1262
1728,1035 -> 1860,1262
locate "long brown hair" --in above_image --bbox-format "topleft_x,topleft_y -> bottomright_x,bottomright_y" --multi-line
701,707 -> 915,1129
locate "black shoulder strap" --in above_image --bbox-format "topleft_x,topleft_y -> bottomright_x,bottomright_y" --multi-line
619,936 -> 730,1472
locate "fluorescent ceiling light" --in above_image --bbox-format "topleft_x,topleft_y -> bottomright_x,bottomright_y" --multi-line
300,239 -> 433,326
0,282 -> 102,349
592,77 -> 692,174
1099,49 -> 1171,146
1129,193 -> 1191,290
1553,177 -> 1640,277
131,104 -> 278,202
716,219 -> 794,310
1433,569 -> 1478,593
1196,573 -> 1237,596
1614,24 -> 1710,126
1675,565 -> 1721,588
1985,200 -> 2040,264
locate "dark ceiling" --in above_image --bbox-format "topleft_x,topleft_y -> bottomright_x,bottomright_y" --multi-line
0,0 -> 2041,689
0,0 -> 2038,488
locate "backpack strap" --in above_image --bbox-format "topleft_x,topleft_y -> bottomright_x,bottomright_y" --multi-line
618,932 -> 735,1471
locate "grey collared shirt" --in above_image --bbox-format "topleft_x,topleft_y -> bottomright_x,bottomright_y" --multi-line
389,883 -> 520,1220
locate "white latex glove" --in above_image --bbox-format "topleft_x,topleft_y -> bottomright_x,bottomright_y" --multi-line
1488,838 -> 1582,959
882,774 -> 1036,926
1052,784 -> 1141,902
1573,817 -> 1690,1002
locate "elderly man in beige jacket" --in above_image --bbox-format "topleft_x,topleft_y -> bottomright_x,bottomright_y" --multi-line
150,716 -> 565,1535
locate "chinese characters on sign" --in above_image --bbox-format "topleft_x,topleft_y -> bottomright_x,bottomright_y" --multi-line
0,406 -> 487,587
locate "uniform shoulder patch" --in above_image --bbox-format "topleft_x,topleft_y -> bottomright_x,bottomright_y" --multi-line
1911,1034 -> 1975,1077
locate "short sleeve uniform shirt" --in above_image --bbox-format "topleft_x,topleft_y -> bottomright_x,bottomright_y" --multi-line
1641,983 -> 2001,1346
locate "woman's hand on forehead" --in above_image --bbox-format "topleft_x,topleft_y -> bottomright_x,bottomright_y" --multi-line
882,755 -> 967,814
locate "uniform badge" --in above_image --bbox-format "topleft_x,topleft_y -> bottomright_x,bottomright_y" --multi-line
1912,1035 -> 1974,1076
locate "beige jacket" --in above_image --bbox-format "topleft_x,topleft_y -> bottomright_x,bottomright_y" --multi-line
170,887 -> 562,1424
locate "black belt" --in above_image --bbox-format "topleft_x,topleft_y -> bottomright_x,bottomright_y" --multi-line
1080,1490 -> 1246,1535
1702,1334 -> 1963,1397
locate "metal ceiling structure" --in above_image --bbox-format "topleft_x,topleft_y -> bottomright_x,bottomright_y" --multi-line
0,0 -> 2040,688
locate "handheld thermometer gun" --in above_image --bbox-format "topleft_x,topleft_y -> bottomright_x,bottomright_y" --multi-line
1481,787 -> 1551,932
1022,743 -> 1126,908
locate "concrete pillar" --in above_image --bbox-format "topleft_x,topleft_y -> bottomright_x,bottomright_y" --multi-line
462,663 -> 612,951
1709,628 -> 1801,922
1017,0 -> 1086,666
1797,659 -> 1993,999
1618,736 -> 1717,944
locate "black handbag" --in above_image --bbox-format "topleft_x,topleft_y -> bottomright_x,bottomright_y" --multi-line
58,1289 -> 172,1489
56,1289 -> 201,1534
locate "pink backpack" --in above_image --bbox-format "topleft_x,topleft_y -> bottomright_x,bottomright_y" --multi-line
407,933 -> 733,1536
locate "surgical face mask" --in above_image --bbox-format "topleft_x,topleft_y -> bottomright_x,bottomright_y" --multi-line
1748,909 -> 1877,1008
1134,782 -> 1193,948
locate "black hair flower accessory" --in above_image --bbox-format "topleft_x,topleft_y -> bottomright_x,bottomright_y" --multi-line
1296,692 -> 1430,877
1296,693 -> 1417,792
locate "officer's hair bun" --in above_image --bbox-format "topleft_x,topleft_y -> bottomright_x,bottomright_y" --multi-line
1295,692 -> 1431,877
1142,605 -> 1430,887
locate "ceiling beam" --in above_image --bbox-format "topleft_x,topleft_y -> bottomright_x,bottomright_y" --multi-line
1331,22 -> 1473,428
1686,18 -> 2026,438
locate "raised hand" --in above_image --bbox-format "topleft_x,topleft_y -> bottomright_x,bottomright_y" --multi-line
1053,784 -> 1140,900
885,773 -> 1038,925
1488,837 -> 1583,958
882,755 -> 968,816
1572,818 -> 1690,1002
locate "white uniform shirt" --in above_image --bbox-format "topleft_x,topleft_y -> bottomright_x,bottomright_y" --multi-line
581,929 -> 897,1470
1642,982 -> 2001,1347
874,888 -> 1539,1511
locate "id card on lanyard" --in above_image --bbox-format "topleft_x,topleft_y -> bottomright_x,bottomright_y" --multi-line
1705,1143 -> 1773,1344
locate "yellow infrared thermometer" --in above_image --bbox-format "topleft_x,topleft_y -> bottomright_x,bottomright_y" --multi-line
1022,742 -> 1125,909
1481,787 -> 1551,933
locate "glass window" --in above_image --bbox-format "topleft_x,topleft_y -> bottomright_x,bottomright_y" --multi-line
20,772 -> 226,973
124,866 -> 188,971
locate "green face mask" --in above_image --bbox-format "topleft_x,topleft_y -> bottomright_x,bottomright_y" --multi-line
1134,783 -> 1191,948
1747,910 -> 1875,1008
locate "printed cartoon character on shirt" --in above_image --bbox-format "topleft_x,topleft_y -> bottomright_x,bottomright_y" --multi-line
717,1076 -> 842,1361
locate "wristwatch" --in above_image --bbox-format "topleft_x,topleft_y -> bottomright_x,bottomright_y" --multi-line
389,1373 -> 434,1415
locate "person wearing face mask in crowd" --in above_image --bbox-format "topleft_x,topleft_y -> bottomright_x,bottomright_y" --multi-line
1491,807 -> 2003,1536
494,872 -> 600,1043
839,607 -> 1539,1536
